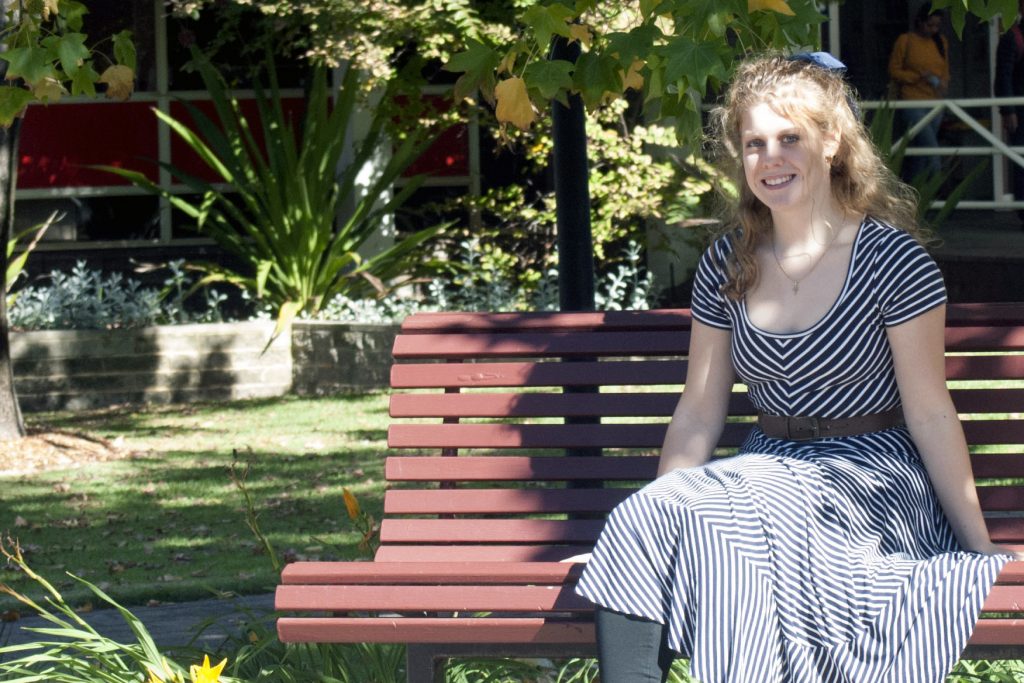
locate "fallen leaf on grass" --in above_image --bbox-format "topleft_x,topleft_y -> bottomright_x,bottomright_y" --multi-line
13,516 -> 28,527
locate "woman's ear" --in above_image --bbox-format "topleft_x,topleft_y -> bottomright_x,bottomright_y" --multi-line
823,131 -> 841,161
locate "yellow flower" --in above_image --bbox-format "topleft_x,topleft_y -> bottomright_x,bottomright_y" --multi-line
342,488 -> 361,520
190,655 -> 227,683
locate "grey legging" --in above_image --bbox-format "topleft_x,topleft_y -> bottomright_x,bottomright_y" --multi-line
595,607 -> 675,682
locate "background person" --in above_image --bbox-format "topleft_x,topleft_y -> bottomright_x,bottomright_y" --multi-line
995,0 -> 1024,228
888,2 -> 950,181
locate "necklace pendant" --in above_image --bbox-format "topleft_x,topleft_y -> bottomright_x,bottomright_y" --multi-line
792,282 -> 799,294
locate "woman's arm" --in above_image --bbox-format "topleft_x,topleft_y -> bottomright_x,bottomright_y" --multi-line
658,320 -> 735,476
888,34 -> 916,85
887,305 -> 1022,558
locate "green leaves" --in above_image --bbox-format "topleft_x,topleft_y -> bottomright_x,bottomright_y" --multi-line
0,47 -> 55,84
522,3 -> 574,49
0,87 -> 33,123
102,48 -> 448,341
931,0 -> 1018,37
0,3 -> 135,126
444,40 -> 501,102
43,32 -> 89,78
442,0 -> 830,143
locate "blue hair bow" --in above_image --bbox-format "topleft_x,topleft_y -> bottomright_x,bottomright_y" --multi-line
787,51 -> 858,117
788,51 -> 848,74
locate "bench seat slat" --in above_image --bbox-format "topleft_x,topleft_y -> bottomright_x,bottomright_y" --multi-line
383,487 -> 1024,514
374,545 -> 589,562
280,562 -> 584,585
380,518 -> 1024,545
399,310 -> 695,333
278,583 -> 1024,614
384,488 -> 633,515
385,454 -> 1024,482
388,420 -> 1023,449
278,617 -> 1024,647
388,423 -> 736,449
391,361 -> 689,389
389,389 -> 1024,418
390,357 -> 1024,390
380,519 -> 604,544
278,617 -> 596,644
392,327 -> 1024,361
276,584 -> 591,612
280,560 -> 1024,586
393,331 -> 690,359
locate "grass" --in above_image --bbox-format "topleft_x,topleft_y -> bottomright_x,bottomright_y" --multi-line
0,393 -> 391,611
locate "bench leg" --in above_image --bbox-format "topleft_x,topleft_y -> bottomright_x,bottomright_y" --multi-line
406,644 -> 444,683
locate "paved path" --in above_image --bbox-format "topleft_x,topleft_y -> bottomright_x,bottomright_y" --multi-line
0,593 -> 276,652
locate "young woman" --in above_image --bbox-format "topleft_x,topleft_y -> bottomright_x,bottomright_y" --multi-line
575,52 -> 1019,683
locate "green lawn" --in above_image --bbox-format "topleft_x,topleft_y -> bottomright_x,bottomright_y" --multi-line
0,393 -> 391,611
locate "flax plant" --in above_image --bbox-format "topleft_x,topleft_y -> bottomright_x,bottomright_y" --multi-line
102,48 -> 447,341
0,536 -> 234,682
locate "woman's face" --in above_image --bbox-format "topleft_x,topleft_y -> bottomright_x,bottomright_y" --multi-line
739,101 -> 837,218
918,13 -> 942,35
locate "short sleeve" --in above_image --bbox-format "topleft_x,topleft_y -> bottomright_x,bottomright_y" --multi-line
690,241 -> 732,330
876,230 -> 947,327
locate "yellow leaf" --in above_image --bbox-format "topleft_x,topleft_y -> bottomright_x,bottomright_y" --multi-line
342,488 -> 361,520
569,24 -> 593,49
498,50 -> 517,76
98,65 -> 135,101
30,77 -> 66,103
494,76 -> 535,130
189,655 -> 227,683
622,59 -> 644,92
748,0 -> 795,16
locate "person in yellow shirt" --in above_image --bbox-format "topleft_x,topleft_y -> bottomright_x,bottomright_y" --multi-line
888,3 -> 950,181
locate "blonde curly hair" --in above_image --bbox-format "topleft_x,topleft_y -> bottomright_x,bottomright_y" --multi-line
708,53 -> 925,299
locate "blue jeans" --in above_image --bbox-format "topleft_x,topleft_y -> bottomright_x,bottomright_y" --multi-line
899,106 -> 943,182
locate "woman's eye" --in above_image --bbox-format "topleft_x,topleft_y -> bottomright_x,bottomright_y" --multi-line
745,139 -> 764,148
782,134 -> 800,144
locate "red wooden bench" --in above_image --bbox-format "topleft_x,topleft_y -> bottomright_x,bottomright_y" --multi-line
276,303 -> 1024,682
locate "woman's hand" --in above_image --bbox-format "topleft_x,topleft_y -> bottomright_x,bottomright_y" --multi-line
967,540 -> 1024,560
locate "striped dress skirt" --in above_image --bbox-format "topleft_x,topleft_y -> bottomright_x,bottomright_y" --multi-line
575,428 -> 1009,683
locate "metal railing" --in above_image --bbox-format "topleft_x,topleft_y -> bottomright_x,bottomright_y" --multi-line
860,96 -> 1024,210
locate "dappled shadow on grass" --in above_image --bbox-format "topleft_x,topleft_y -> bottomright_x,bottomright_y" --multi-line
3,396 -> 390,611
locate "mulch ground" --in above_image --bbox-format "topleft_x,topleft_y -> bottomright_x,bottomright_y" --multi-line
0,429 -> 129,476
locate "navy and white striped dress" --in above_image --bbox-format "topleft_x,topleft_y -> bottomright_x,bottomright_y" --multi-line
576,217 -> 1009,682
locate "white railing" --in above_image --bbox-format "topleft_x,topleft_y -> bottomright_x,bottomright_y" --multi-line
860,96 -> 1024,210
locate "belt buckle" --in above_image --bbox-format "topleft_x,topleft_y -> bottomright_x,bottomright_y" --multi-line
787,416 -> 820,441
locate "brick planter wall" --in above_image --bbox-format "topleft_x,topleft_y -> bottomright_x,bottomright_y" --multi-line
10,321 -> 398,411
290,321 -> 399,396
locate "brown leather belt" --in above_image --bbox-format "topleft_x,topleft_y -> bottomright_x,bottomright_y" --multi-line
757,406 -> 905,441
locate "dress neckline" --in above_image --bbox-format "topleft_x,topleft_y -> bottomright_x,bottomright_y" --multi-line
740,216 -> 867,338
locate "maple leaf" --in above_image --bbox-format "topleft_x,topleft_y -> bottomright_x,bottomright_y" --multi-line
569,24 -> 593,49
622,59 -> 645,92
97,64 -> 134,100
748,0 -> 795,16
494,76 -> 535,130
30,76 -> 66,103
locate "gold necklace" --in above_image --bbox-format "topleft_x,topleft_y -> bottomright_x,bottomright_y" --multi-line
771,227 -> 839,295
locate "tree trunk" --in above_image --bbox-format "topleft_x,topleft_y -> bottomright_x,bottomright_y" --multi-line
0,114 -> 26,440
550,36 -> 595,313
